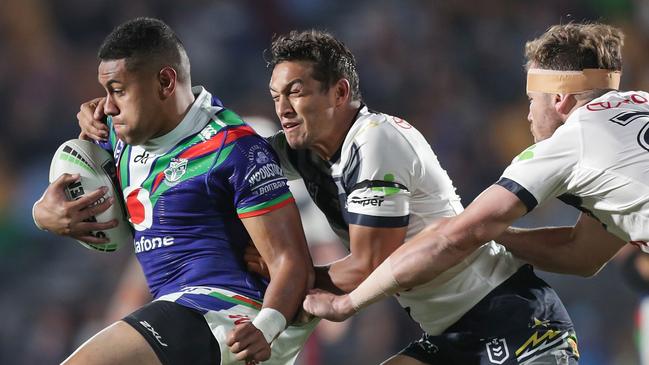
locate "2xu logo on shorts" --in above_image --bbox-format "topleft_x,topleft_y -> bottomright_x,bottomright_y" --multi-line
139,320 -> 168,347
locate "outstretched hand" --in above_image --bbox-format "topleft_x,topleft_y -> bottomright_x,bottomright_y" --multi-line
33,173 -> 117,244
77,97 -> 109,142
302,288 -> 355,322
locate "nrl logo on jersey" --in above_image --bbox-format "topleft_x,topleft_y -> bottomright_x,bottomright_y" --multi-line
164,158 -> 188,185
486,338 -> 509,364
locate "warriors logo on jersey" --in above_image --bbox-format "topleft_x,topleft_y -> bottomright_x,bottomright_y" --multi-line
163,158 -> 188,185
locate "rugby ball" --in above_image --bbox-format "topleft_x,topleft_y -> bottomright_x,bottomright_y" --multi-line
49,139 -> 132,252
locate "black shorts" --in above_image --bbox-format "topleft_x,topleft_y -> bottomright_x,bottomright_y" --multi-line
400,265 -> 579,365
123,300 -> 221,365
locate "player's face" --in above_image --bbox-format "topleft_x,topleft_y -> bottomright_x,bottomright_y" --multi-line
526,91 -> 564,142
269,61 -> 338,150
98,59 -> 165,145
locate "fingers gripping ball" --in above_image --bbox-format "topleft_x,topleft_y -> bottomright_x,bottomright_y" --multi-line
49,139 -> 132,251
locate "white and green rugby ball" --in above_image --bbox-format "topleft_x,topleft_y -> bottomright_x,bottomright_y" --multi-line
49,139 -> 132,252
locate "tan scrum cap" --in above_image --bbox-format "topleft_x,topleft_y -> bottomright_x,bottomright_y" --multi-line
526,68 -> 621,94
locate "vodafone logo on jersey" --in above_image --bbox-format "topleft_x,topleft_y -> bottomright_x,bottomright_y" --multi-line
123,186 -> 153,231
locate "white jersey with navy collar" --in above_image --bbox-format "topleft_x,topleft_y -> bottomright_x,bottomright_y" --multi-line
270,106 -> 523,335
499,90 -> 649,251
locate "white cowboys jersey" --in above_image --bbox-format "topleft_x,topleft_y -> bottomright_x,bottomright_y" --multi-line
499,90 -> 649,251
269,106 -> 522,335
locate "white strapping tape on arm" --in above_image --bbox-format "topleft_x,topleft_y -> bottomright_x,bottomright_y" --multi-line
32,198 -> 46,231
252,307 -> 287,344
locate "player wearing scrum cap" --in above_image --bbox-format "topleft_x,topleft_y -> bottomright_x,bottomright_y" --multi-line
305,21 -> 646,362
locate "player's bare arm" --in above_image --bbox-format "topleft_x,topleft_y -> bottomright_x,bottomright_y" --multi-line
304,184 -> 526,320
245,212 -> 408,296
315,225 -> 407,294
77,97 -> 109,141
386,185 -> 526,288
33,173 -> 117,243
499,212 -> 625,277
228,202 -> 314,362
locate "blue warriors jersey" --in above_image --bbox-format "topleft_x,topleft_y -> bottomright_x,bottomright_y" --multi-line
97,87 -> 293,306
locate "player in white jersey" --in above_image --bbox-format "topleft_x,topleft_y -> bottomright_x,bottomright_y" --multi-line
269,103 -> 534,337
304,22 -> 647,359
500,88 -> 649,247
257,30 -> 580,364
78,30 -> 579,364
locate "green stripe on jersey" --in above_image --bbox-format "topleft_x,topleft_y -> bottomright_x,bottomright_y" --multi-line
137,121 -> 224,192
148,148 -> 233,204
214,144 -> 234,168
117,119 -> 237,207
237,192 -> 293,215
109,128 -> 117,151
119,146 -> 131,191
216,109 -> 246,126
208,291 -> 262,310
107,116 -> 117,150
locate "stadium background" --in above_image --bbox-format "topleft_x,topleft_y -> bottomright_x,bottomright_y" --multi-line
1,0 -> 648,364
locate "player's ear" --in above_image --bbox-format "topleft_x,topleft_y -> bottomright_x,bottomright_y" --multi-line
333,78 -> 351,107
554,93 -> 577,116
158,66 -> 177,99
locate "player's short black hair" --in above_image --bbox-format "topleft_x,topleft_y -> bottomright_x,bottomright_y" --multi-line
98,17 -> 190,82
267,30 -> 362,101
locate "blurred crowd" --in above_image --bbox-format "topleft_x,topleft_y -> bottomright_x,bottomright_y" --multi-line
2,0 -> 649,364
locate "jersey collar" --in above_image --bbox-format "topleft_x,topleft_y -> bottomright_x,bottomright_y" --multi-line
329,104 -> 367,163
141,86 -> 223,153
